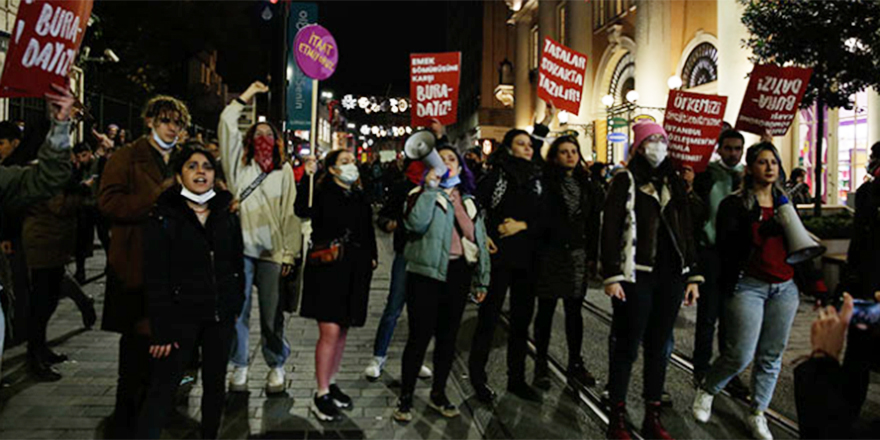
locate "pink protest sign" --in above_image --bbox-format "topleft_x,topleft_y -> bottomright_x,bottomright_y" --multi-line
293,24 -> 338,81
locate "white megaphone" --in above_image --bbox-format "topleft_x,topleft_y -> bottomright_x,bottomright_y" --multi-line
776,196 -> 826,264
404,131 -> 449,179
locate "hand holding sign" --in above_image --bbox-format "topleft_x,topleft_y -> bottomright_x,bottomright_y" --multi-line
45,83 -> 74,122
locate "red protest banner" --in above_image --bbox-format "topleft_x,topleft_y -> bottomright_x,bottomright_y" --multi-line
0,0 -> 93,98
663,90 -> 728,173
410,52 -> 460,126
735,64 -> 813,136
537,37 -> 587,115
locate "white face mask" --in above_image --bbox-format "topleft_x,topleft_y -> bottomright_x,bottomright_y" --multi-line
181,186 -> 216,205
336,163 -> 359,185
643,141 -> 668,168
152,130 -> 177,150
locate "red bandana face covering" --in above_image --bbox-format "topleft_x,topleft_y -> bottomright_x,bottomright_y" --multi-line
253,135 -> 275,174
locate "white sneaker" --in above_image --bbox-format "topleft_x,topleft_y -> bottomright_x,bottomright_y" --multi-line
692,389 -> 714,423
364,356 -> 385,381
229,366 -> 248,392
418,364 -> 433,379
266,366 -> 286,394
747,411 -> 773,440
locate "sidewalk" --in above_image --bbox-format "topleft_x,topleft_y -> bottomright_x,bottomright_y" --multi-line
0,234 -> 488,439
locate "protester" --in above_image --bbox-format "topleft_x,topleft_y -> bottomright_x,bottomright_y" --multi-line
393,145 -> 489,423
99,95 -> 190,438
221,81 -> 300,395
295,149 -> 377,422
532,135 -> 601,390
0,121 -> 22,164
786,167 -> 812,205
23,144 -> 98,380
72,143 -> 98,283
364,158 -> 433,381
832,141 -> 880,433
468,103 -> 556,404
203,139 -> 226,191
0,86 -> 75,384
794,292 -> 880,439
106,124 -> 120,145
693,142 -> 823,440
137,145 -> 244,439
690,129 -> 750,396
464,147 -> 485,183
601,121 -> 701,440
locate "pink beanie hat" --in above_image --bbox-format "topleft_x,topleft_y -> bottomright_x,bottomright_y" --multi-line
631,121 -> 668,151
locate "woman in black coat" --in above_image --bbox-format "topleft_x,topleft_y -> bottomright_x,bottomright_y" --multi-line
468,102 -> 556,404
138,145 -> 245,439
533,136 -> 601,390
295,149 -> 377,422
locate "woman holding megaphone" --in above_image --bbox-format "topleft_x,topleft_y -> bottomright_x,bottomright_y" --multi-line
693,142 -> 826,440
393,144 -> 490,423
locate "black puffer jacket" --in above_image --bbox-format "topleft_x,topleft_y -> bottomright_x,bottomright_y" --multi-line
476,125 -> 549,270
601,155 -> 701,283
143,187 -> 245,344
535,169 -> 602,298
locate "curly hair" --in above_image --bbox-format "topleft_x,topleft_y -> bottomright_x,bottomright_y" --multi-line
141,95 -> 191,130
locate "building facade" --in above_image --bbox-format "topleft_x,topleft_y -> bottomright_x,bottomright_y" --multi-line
496,0 -> 879,206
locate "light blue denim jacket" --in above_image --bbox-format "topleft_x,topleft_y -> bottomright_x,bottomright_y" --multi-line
403,187 -> 490,290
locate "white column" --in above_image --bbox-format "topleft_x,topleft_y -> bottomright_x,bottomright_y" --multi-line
717,0 -> 758,144
634,0 -> 670,121
568,0 -> 594,159
536,0 -> 557,124
868,87 -> 880,148
515,17 -> 533,129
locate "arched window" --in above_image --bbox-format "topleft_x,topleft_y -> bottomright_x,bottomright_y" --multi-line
681,42 -> 718,89
608,52 -> 635,105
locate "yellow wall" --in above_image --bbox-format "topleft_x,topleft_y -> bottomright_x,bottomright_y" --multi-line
670,0 -> 717,77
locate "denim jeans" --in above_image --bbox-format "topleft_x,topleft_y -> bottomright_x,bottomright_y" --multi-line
704,276 -> 799,411
230,257 -> 290,368
372,252 -> 407,358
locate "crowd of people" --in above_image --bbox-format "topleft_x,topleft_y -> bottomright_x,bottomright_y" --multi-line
0,79 -> 878,440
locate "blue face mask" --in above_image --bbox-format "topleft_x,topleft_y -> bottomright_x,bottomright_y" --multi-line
440,174 -> 461,189
152,130 -> 177,150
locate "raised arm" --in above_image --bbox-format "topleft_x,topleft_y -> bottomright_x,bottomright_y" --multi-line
219,81 -> 269,193
0,84 -> 74,212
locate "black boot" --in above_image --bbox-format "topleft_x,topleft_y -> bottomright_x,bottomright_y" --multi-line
64,275 -> 96,329
27,352 -> 62,382
507,380 -> 543,402
567,360 -> 597,388
533,358 -> 551,390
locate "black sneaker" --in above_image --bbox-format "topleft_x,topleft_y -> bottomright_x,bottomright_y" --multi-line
329,384 -> 352,410
533,361 -> 551,390
41,348 -> 68,364
507,380 -> 543,403
568,362 -> 597,388
428,391 -> 460,418
473,383 -> 496,404
393,394 -> 413,423
311,393 -> 342,422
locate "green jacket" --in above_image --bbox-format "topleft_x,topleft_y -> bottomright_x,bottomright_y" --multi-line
1,120 -> 72,212
696,160 -> 743,246
403,187 -> 490,291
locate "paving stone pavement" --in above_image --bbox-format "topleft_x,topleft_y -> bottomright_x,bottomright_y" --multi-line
3,227 -> 879,439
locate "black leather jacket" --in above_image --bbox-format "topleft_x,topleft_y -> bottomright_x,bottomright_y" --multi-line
601,156 -> 702,284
